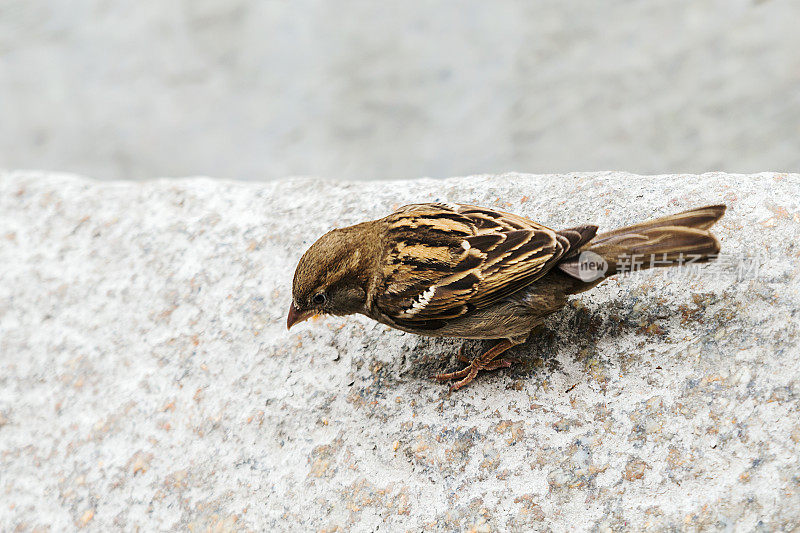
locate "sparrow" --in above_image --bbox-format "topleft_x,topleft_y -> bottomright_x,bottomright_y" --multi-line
288,203 -> 726,391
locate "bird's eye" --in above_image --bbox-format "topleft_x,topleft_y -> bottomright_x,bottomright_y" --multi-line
312,293 -> 327,305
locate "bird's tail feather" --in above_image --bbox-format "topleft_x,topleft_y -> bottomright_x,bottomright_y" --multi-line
557,204 -> 726,291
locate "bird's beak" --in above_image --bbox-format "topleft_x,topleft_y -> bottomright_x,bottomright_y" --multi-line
287,302 -> 315,330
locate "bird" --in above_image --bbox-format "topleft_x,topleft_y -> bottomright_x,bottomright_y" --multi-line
288,203 -> 726,391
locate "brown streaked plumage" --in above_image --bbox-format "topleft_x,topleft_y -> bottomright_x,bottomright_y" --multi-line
289,203 -> 726,391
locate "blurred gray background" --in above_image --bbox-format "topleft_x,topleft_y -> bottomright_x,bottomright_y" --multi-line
1,0 -> 798,181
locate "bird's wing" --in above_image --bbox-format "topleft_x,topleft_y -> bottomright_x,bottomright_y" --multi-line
374,203 -> 595,330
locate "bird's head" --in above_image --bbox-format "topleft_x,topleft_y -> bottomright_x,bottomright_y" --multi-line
288,223 -> 375,329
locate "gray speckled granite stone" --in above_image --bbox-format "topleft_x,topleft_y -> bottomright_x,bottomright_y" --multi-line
1,171 -> 799,531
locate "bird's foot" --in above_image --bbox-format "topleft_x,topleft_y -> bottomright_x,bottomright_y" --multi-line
434,357 -> 521,392
434,361 -> 480,392
433,339 -> 518,392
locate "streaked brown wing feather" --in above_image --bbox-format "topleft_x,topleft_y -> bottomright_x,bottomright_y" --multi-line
375,203 -> 580,329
